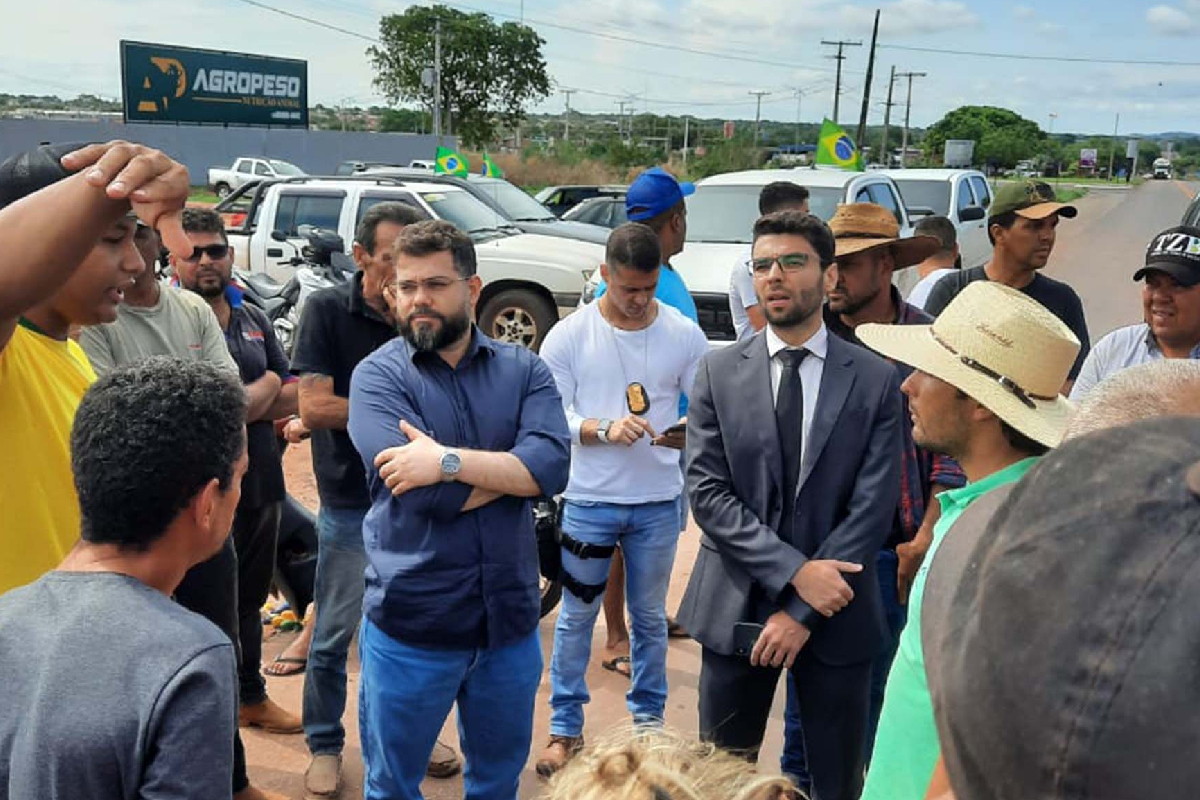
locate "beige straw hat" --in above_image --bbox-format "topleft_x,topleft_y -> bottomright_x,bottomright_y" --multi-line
857,281 -> 1081,448
828,203 -> 941,268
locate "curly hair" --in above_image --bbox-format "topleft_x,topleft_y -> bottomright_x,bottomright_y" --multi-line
181,206 -> 228,244
541,727 -> 798,800
71,357 -> 247,551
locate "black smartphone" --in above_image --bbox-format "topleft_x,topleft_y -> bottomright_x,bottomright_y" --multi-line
733,622 -> 764,657
660,422 -> 686,437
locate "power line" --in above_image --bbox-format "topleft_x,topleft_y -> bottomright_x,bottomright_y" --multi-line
237,0 -> 379,42
822,39 -> 862,125
879,43 -> 1200,67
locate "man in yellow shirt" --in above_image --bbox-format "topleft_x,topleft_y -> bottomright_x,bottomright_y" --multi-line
0,140 -> 191,595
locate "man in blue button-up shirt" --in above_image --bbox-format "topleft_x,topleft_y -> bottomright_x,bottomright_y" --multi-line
348,220 -> 570,800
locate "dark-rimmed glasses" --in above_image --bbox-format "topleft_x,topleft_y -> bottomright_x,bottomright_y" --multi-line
750,252 -> 812,276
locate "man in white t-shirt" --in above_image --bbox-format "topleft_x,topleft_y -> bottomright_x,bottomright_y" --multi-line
730,182 -> 810,341
905,216 -> 959,311
536,222 -> 708,776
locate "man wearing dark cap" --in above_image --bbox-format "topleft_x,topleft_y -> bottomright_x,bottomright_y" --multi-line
924,179 -> 1090,390
1070,225 -> 1200,401
0,140 -> 190,596
855,280 -> 1080,800
924,417 -> 1200,800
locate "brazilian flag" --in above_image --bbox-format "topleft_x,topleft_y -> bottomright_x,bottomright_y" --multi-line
434,146 -> 469,176
815,119 -> 864,171
481,151 -> 504,178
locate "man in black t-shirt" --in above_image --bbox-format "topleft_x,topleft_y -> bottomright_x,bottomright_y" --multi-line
924,180 -> 1090,389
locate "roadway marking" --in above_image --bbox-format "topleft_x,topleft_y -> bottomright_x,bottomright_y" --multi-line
1175,181 -> 1197,200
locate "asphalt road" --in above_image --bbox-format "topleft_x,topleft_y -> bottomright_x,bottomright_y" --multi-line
251,180 -> 1198,799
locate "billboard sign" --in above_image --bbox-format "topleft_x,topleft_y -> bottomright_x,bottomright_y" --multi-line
1080,148 -> 1098,169
121,40 -> 308,127
1126,139 -> 1140,159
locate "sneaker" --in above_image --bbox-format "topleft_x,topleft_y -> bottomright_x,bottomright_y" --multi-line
536,735 -> 584,778
238,698 -> 303,734
305,753 -> 342,797
427,739 -> 462,778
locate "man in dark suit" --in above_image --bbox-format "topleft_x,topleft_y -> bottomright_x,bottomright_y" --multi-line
678,209 -> 902,800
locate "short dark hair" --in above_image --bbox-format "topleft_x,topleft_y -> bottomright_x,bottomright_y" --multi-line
181,207 -> 229,244
71,357 -> 247,551
752,210 -> 836,268
759,182 -> 810,215
394,219 -> 477,277
355,202 -> 426,255
915,215 -> 958,253
642,199 -> 685,234
987,210 -> 1018,246
1000,419 -> 1051,457
605,222 -> 662,273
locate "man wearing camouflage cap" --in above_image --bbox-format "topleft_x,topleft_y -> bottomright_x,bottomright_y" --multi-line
924,179 -> 1090,391
1070,224 -> 1200,401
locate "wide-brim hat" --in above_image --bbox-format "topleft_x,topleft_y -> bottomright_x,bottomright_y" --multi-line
828,202 -> 941,269
857,281 -> 1080,448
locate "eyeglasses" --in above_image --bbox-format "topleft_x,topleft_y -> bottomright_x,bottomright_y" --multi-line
182,244 -> 230,262
750,252 -> 812,276
383,277 -> 468,297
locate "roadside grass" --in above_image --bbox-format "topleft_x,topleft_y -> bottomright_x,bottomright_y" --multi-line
188,188 -> 221,205
1053,187 -> 1088,203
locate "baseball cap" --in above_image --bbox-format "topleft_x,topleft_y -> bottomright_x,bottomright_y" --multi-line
1133,225 -> 1200,286
929,416 -> 1200,800
625,167 -> 694,222
989,179 -> 1078,221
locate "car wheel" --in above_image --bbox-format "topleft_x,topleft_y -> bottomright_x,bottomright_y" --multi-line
215,183 -> 232,199
479,289 -> 557,351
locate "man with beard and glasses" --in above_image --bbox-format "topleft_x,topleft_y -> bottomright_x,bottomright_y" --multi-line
348,220 -> 570,800
677,210 -> 902,800
172,208 -> 303,753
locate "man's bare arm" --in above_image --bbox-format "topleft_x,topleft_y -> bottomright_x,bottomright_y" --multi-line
455,450 -> 541,497
298,374 -> 349,430
245,372 -> 282,422
264,380 -> 298,421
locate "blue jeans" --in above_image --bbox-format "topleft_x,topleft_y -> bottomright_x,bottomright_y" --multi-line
781,549 -> 907,781
303,506 -> 368,756
549,498 -> 680,736
359,618 -> 542,800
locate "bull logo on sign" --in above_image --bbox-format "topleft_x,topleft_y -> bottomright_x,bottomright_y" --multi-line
136,57 -> 186,114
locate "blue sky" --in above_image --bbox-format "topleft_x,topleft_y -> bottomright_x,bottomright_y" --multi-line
4,0 -> 1200,136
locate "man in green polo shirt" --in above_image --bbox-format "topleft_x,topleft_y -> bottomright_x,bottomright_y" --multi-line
855,280 -> 1081,800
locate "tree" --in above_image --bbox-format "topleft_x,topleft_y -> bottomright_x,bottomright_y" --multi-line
378,108 -> 430,134
368,5 -> 551,147
923,105 -> 1044,169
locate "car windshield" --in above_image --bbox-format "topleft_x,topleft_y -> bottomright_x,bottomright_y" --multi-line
269,160 -> 306,177
418,190 -> 511,235
685,185 -> 842,243
892,180 -> 951,216
473,179 -> 557,221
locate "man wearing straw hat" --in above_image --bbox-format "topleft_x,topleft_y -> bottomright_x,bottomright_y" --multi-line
854,280 -> 1080,800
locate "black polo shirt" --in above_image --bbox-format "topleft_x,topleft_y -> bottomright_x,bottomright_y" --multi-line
290,272 -> 396,509
224,293 -> 290,509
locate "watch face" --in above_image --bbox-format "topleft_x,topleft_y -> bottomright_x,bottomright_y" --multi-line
442,451 -> 463,474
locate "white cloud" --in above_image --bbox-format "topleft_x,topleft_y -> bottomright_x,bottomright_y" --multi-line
1147,5 -> 1196,35
1013,5 -> 1036,19
835,0 -> 980,35
1036,21 -> 1066,35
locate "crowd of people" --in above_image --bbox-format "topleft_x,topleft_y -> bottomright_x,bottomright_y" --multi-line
1,137 -> 1199,800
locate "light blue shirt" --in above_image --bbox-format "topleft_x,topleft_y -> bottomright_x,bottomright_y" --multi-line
728,249 -> 758,342
1070,323 -> 1200,402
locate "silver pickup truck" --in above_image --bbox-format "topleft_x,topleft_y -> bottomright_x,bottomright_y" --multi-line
208,157 -> 305,198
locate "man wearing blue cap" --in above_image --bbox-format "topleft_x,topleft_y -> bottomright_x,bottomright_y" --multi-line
592,166 -> 702,671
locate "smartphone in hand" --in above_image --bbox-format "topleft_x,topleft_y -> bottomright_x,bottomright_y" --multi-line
733,622 -> 765,657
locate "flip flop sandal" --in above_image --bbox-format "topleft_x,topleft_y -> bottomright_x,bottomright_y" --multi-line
667,619 -> 690,639
601,655 -> 632,679
262,656 -> 307,676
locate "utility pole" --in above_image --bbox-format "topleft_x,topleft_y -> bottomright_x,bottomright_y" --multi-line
880,66 -> 897,167
1107,112 -> 1120,182
749,90 -> 769,146
821,39 -> 862,124
897,70 -> 926,168
436,25 -> 445,140
856,9 -> 881,163
682,115 -> 690,166
562,89 -> 575,143
791,87 -> 806,146
1048,112 -> 1058,180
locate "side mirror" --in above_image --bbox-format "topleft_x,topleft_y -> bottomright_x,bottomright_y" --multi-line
270,230 -> 289,242
959,206 -> 987,222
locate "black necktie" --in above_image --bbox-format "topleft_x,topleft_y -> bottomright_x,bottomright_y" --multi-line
775,348 -> 807,540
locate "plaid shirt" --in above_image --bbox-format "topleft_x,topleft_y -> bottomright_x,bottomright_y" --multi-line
825,288 -> 967,549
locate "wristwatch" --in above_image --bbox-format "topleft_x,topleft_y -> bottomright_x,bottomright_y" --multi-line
439,449 -> 463,481
596,418 -> 613,443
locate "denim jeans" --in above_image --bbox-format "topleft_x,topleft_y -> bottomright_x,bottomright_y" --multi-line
781,548 -> 907,783
303,506 -> 368,756
549,498 -> 681,737
359,618 -> 542,800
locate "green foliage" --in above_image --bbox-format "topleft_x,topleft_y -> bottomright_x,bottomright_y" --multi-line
687,141 -> 766,180
378,107 -> 430,133
923,105 -> 1044,169
368,5 -> 551,147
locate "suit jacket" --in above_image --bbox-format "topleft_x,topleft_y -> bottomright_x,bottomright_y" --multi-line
677,329 -> 902,665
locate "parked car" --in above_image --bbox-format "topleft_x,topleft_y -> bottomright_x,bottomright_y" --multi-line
562,195 -> 628,228
534,185 -> 628,217
882,169 -> 994,269
362,168 -> 610,245
1182,191 -> 1200,227
215,176 -> 603,351
611,167 -> 916,342
336,160 -> 435,175
207,157 -> 305,198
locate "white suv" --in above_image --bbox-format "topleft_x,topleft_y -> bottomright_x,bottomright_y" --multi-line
881,169 -> 994,269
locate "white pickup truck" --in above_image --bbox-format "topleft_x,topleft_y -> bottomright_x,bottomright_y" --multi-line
208,157 -> 306,198
217,176 -> 603,350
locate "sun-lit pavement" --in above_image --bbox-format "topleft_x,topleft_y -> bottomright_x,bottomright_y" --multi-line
250,179 -> 1195,798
